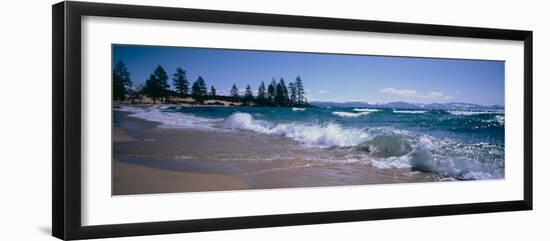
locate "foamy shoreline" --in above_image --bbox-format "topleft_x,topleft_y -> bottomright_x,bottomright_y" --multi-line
112,110 -> 445,194
113,105 -> 504,183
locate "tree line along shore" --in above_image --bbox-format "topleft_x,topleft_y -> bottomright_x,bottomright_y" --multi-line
113,60 -> 312,107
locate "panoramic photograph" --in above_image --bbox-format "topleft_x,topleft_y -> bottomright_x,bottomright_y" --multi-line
111,44 -> 505,195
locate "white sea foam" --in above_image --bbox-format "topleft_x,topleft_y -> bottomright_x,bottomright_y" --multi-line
495,115 -> 505,125
118,106 -> 221,130
393,110 -> 427,114
352,108 -> 381,112
370,155 -> 412,169
118,106 -> 503,180
116,106 -> 149,113
372,135 -> 502,180
448,110 -> 501,116
480,115 -> 505,126
292,107 -> 306,111
332,111 -> 371,117
225,112 -> 367,147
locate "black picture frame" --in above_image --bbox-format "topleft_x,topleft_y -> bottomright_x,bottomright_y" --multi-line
52,1 -> 533,240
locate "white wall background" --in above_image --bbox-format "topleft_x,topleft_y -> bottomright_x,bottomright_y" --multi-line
0,0 -> 547,240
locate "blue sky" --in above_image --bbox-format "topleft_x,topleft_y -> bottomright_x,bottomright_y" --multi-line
112,44 -> 504,105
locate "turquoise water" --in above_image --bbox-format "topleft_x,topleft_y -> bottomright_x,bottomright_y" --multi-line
121,106 -> 505,180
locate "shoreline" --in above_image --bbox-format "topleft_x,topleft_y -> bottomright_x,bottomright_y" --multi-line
112,122 -> 250,195
112,158 -> 249,195
112,109 -> 442,195
114,103 -> 241,108
113,103 -> 314,108
113,96 -> 314,108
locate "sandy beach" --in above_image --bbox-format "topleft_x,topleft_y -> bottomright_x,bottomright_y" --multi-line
112,159 -> 249,195
112,109 -> 442,195
112,116 -> 250,195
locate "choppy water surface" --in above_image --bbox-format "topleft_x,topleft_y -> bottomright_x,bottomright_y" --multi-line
117,106 -> 505,181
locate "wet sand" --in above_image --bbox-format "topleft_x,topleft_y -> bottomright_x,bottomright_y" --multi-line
112,110 -> 440,195
112,159 -> 249,195
112,118 -> 249,195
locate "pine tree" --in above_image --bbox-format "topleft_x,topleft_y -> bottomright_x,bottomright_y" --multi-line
267,78 -> 277,105
210,85 -> 216,96
257,81 -> 267,105
295,76 -> 306,104
191,76 -> 208,102
144,74 -> 158,103
281,78 -> 289,105
275,78 -> 289,106
153,65 -> 170,101
244,84 -> 254,104
144,65 -> 169,103
172,67 -> 189,97
230,84 -> 239,99
289,82 -> 297,105
112,60 -> 132,101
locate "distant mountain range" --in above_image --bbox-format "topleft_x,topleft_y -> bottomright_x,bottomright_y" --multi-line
309,101 -> 503,110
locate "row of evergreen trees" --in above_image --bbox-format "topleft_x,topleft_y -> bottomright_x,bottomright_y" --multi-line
250,77 -> 307,106
113,60 -> 309,107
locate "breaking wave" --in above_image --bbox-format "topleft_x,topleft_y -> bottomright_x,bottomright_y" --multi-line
225,112 -> 366,147
224,112 -> 503,180
117,106 -> 221,130
448,110 -> 502,116
333,111 -> 371,117
353,108 -> 381,112
358,130 -> 503,180
117,107 -> 504,180
393,110 -> 427,114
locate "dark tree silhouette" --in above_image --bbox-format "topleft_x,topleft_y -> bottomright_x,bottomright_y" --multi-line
257,81 -> 267,104
154,65 -> 170,100
144,65 -> 170,103
289,82 -> 297,105
244,84 -> 254,104
275,78 -> 289,106
295,76 -> 306,104
230,84 -> 239,99
191,76 -> 208,102
143,75 -> 161,103
118,60 -> 311,107
113,60 -> 132,101
172,67 -> 189,97
267,78 -> 276,105
210,85 -> 216,96
144,74 -> 156,102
